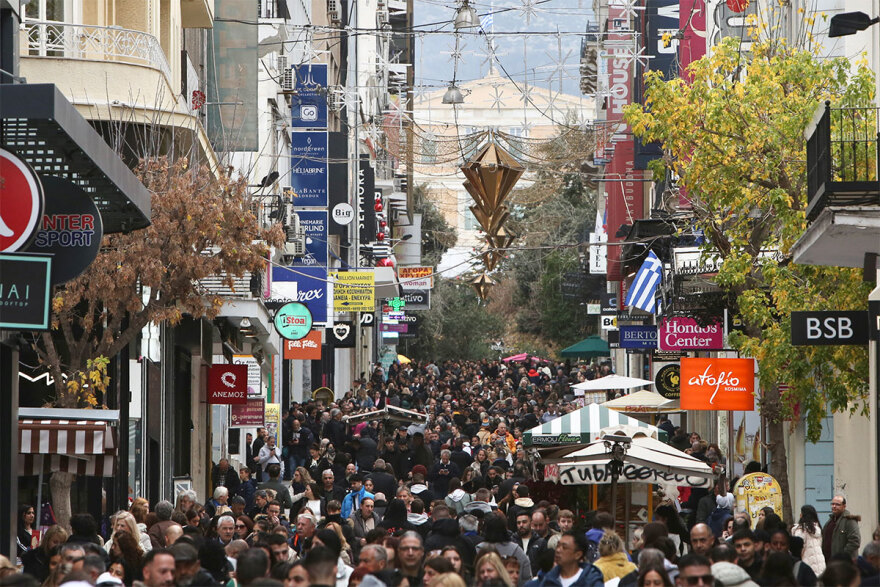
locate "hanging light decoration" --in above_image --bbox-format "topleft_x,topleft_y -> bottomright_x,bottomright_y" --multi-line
453,0 -> 480,30
470,272 -> 496,301
442,83 -> 466,105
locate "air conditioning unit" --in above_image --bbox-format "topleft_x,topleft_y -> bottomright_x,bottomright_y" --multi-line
279,210 -> 306,264
281,68 -> 294,93
377,9 -> 389,25
276,54 -> 288,73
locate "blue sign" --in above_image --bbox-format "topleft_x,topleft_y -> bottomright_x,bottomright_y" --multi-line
269,266 -> 328,324
619,325 -> 658,349
293,210 -> 328,267
291,63 -> 328,129
290,131 -> 328,207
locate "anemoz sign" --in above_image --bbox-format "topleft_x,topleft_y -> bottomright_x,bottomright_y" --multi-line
207,364 -> 248,404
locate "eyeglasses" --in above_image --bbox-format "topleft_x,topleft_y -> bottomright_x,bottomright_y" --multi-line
235,524 -> 247,529
681,574 -> 714,585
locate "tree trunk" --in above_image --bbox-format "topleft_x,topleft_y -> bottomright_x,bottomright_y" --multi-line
50,471 -> 75,532
762,384 -> 794,522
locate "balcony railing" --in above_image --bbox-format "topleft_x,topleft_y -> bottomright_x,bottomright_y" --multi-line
806,101 -> 880,220
198,270 -> 264,299
22,19 -> 172,83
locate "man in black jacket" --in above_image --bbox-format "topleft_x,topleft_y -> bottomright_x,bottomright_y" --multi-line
324,409 -> 347,450
211,458 -> 241,493
514,512 -> 546,574
285,418 -> 314,475
367,459 -> 397,498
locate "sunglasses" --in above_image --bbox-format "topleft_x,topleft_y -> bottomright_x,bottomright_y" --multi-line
681,574 -> 714,585
235,524 -> 247,529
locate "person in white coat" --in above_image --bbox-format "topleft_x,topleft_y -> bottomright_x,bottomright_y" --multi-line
255,435 -> 284,481
791,504 -> 825,577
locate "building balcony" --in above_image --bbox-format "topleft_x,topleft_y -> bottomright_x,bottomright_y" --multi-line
795,102 -> 880,267
182,0 -> 215,28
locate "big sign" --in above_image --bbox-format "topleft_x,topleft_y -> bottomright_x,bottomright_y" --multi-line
681,357 -> 755,411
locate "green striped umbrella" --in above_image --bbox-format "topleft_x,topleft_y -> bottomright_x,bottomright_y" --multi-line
523,403 -> 661,447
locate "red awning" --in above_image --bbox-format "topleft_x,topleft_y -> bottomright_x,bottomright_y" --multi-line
18,418 -> 118,477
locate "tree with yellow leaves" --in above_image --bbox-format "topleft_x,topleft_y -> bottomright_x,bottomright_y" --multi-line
625,35 -> 874,520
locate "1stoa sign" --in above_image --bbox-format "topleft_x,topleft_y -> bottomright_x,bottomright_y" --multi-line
274,302 -> 313,340
680,357 -> 755,411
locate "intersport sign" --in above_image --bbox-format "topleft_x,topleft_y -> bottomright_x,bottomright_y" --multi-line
659,317 -> 722,350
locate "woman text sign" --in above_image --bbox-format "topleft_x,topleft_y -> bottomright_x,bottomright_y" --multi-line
681,357 -> 755,410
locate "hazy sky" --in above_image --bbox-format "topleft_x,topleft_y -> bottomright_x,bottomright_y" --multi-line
413,0 -> 595,98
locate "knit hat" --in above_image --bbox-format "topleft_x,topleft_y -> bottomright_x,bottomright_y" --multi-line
412,465 -> 428,477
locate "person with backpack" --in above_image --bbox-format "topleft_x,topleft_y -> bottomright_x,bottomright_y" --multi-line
583,511 -> 613,564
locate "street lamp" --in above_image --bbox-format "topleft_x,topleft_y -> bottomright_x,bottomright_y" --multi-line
603,434 -> 631,527
442,83 -> 466,105
454,0 -> 480,30
828,11 -> 880,37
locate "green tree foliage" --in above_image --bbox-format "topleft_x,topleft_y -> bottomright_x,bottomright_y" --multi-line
624,35 -> 874,520
413,184 -> 457,266
405,278 -> 504,361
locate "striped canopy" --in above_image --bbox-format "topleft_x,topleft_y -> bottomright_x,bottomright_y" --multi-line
523,403 -> 661,447
18,415 -> 118,477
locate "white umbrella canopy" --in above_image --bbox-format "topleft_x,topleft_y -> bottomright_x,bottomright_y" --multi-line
550,426 -> 716,488
601,390 -> 679,413
571,374 -> 655,391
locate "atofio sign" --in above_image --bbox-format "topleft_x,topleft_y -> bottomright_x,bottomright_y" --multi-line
680,357 -> 755,411
659,317 -> 723,350
274,302 -> 313,340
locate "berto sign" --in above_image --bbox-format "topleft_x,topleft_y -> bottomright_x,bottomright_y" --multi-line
680,358 -> 755,411
659,317 -> 723,350
274,302 -> 313,340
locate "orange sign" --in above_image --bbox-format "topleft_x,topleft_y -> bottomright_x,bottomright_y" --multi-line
283,330 -> 322,360
680,358 -> 755,411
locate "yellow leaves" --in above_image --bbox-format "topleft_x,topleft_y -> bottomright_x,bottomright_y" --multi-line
662,32 -> 673,48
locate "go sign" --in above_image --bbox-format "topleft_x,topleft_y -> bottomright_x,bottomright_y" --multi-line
274,302 -> 313,340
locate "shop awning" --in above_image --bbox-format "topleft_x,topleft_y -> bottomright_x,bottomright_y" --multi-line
601,391 -> 680,413
559,335 -> 609,358
523,403 -> 660,447
18,408 -> 118,477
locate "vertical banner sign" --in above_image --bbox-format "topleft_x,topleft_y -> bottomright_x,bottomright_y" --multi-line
269,266 -> 329,324
232,355 -> 262,396
207,364 -> 248,404
358,157 -> 377,244
604,2 -> 644,281
290,131 -> 328,207
207,0 -> 258,150
680,357 -> 755,410
292,210 -> 328,267
265,403 -> 281,441
291,63 -> 328,129
328,132 -> 350,236
634,0 -> 679,169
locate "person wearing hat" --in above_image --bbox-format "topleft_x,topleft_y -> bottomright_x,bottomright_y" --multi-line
408,432 -> 434,472
409,466 -> 435,505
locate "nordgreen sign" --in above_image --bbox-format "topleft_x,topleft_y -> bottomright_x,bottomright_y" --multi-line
274,302 -> 313,340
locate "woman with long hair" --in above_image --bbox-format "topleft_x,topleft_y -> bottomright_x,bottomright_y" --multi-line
324,521 -> 354,567
109,531 -> 143,585
234,516 -> 254,541
291,467 -> 314,495
21,525 -> 67,582
593,531 -> 637,582
17,504 -> 37,555
105,511 -> 152,553
441,545 -> 473,585
378,498 -> 413,535
474,551 -> 514,587
791,504 -> 825,576
291,482 -> 325,520
638,563 -> 674,587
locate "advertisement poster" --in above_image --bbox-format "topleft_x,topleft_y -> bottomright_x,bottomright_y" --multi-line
289,131 -> 328,207
232,355 -> 262,396
734,473 -> 784,525
264,403 -> 281,441
269,266 -> 329,324
680,357 -> 755,411
230,398 -> 265,428
290,63 -> 328,129
292,210 -> 328,267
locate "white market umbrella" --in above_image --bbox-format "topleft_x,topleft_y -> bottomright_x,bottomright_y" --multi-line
601,390 -> 679,413
571,374 -> 654,392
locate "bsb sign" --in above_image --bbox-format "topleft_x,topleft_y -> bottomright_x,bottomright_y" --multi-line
791,311 -> 869,346
680,357 -> 755,411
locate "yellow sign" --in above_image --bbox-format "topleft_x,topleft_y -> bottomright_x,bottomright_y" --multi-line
264,403 -> 281,441
333,271 -> 375,312
734,473 -> 783,526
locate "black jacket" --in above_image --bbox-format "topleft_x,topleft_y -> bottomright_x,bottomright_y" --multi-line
515,532 -> 547,573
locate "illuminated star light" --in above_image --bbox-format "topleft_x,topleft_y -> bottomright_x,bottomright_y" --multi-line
489,83 -> 506,112
620,44 -> 653,69
519,0 -> 538,25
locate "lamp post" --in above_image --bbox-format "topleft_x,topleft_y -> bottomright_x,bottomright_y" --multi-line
604,434 -> 631,527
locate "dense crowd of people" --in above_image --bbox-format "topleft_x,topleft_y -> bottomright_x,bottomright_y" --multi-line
6,359 -> 878,586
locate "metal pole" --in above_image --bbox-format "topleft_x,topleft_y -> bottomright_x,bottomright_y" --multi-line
0,337 -> 20,559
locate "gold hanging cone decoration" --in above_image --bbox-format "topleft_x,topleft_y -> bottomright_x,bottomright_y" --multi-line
470,272 -> 497,301
481,249 -> 504,271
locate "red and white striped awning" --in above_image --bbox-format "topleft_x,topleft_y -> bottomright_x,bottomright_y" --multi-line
18,418 -> 118,477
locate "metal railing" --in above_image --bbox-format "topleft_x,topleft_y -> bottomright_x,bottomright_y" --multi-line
806,101 -> 880,219
22,19 -> 173,83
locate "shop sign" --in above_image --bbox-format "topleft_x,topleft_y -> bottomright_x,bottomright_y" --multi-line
0,253 -> 52,330
269,266 -> 328,323
399,266 -> 434,289
232,355 -> 262,396
328,321 -> 355,348
381,323 -> 408,333
283,330 -> 323,360
600,292 -> 617,313
230,398 -> 265,427
659,317 -> 722,350
0,148 -> 44,252
292,210 -> 328,267
24,176 -> 103,284
290,63 -> 328,129
600,315 -> 617,330
331,202 -> 355,225
360,313 -> 374,327
619,325 -> 657,349
558,462 -> 711,488
207,364 -> 248,404
289,131 -> 328,207
654,363 -> 680,400
265,403 -> 281,440
791,311 -> 869,346
401,289 -> 430,310
680,357 -> 755,410
734,473 -> 783,527
274,302 -> 313,340
333,271 -> 375,312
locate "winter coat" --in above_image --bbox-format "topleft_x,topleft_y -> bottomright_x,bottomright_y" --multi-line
792,523 -> 826,576
524,562 -> 604,587
593,552 -> 636,582
445,488 -> 472,515
341,487 -> 374,521
826,509 -> 862,559
350,511 -> 382,541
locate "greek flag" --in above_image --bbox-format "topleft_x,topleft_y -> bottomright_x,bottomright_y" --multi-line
624,251 -> 663,313
480,11 -> 493,32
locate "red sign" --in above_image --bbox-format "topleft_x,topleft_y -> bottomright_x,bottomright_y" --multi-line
283,330 -> 323,360
681,358 -> 755,411
208,364 -> 248,404
0,148 -> 44,252
230,398 -> 266,427
659,317 -> 723,350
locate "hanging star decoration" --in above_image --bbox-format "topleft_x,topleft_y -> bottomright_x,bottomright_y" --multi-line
489,83 -> 506,113
620,43 -> 653,69
519,0 -> 538,25
612,0 -> 646,22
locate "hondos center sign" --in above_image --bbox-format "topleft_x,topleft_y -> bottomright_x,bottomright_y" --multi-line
659,317 -> 722,350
